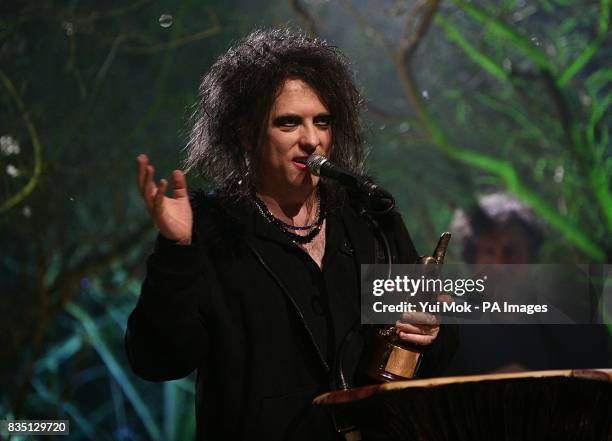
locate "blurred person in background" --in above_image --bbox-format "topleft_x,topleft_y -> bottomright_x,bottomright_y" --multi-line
445,193 -> 610,374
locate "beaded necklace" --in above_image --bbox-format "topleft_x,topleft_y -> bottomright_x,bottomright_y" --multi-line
252,188 -> 325,245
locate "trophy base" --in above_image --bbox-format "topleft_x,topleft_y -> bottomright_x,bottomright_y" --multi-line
366,334 -> 423,382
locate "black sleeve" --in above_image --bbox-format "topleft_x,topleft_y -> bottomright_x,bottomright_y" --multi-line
417,324 -> 460,377
387,210 -> 419,263
125,229 -> 213,381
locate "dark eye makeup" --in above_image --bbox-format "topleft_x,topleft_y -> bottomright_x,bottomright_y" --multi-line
273,116 -> 301,127
314,115 -> 331,127
272,114 -> 331,128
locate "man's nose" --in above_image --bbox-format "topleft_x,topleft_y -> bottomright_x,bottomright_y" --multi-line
299,122 -> 320,153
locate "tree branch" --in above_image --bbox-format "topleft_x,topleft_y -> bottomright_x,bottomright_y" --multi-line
0,70 -> 43,214
121,9 -> 221,55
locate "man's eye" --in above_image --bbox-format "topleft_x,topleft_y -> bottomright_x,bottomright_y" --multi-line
274,117 -> 299,127
314,116 -> 331,127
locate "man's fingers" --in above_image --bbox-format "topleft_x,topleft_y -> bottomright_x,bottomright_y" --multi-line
396,321 -> 439,335
172,170 -> 189,199
400,311 -> 439,326
397,331 -> 437,346
438,294 -> 453,304
136,154 -> 149,196
396,320 -> 440,346
143,164 -> 157,205
153,178 -> 168,212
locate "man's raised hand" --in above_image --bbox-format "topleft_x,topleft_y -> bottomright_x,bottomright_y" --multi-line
136,154 -> 193,245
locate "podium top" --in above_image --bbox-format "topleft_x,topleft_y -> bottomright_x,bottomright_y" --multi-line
313,368 -> 612,405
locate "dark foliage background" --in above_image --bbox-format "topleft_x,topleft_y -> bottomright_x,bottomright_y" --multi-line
1,0 -> 610,439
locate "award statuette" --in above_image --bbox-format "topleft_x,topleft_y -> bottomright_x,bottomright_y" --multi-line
366,232 -> 451,382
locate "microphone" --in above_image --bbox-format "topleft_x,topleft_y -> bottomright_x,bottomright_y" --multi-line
306,154 -> 395,209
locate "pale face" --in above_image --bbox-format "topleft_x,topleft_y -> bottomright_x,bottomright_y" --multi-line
256,79 -> 332,196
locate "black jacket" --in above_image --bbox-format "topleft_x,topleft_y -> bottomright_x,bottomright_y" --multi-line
125,191 -> 456,440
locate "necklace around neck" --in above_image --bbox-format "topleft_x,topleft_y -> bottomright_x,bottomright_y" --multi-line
252,188 -> 325,245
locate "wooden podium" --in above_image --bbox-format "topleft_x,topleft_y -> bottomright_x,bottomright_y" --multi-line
314,369 -> 612,441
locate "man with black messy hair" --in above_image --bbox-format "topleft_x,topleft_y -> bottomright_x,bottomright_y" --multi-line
184,28 -> 364,200
126,29 -> 454,440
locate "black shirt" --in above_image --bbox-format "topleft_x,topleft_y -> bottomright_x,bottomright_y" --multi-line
254,207 -> 361,366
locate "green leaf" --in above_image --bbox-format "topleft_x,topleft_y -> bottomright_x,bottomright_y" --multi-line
558,0 -> 610,86
34,334 -> 83,373
436,14 -> 508,81
450,0 -> 552,72
66,302 -> 162,441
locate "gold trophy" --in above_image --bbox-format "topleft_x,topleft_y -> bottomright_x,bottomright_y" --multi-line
366,232 -> 451,382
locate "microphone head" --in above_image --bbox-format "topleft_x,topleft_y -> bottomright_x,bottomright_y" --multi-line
305,154 -> 328,176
